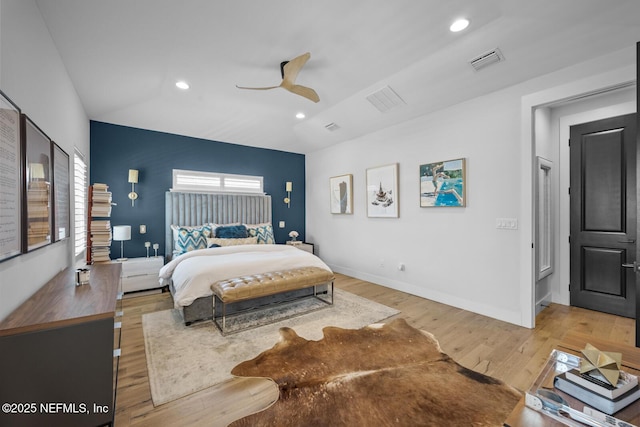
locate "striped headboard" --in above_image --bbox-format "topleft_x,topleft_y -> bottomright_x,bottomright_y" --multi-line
165,192 -> 272,259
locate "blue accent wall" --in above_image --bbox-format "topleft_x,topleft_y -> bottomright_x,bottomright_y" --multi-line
90,121 -> 305,259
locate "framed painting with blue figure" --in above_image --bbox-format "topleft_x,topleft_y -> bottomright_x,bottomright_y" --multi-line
330,174 -> 353,214
420,158 -> 466,207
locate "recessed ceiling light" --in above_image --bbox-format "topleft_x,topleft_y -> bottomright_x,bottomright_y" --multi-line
450,18 -> 470,32
296,112 -> 306,119
175,81 -> 190,90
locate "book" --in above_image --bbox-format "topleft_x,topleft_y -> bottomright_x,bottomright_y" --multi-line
555,373 -> 640,415
565,368 -> 638,399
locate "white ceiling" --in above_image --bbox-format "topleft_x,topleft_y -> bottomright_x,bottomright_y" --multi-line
36,0 -> 640,154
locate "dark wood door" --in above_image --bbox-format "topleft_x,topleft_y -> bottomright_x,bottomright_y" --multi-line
570,113 -> 637,318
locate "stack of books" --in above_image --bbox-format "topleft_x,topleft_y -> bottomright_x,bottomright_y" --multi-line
26,181 -> 50,246
91,184 -> 112,217
90,219 -> 112,262
90,184 -> 113,263
555,368 -> 640,415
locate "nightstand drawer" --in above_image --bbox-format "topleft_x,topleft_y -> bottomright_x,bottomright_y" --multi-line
121,257 -> 163,276
122,274 -> 161,293
119,257 -> 164,293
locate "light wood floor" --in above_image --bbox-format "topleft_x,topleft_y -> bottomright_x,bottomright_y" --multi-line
115,273 -> 635,426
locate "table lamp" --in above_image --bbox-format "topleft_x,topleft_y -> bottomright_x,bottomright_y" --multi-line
113,225 -> 131,261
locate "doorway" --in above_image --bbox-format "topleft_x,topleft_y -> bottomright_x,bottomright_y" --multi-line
532,85 -> 636,320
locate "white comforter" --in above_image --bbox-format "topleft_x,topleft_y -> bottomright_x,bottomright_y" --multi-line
159,244 -> 332,308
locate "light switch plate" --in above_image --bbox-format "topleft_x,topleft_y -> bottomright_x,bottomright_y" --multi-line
496,218 -> 518,229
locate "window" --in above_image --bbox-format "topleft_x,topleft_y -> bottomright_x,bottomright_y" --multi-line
73,150 -> 87,258
172,169 -> 263,194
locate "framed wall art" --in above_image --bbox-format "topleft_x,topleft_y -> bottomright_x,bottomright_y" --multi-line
0,90 -> 23,262
366,163 -> 398,218
52,142 -> 70,242
23,115 -> 52,251
419,158 -> 466,207
329,174 -> 353,214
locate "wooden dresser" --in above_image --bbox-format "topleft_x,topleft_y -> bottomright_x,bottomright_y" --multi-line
0,263 -> 122,427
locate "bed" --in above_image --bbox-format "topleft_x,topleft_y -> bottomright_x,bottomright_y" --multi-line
162,191 -> 333,325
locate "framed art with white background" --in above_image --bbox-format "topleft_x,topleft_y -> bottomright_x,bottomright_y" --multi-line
0,91 -> 22,261
52,142 -> 70,242
366,163 -> 398,218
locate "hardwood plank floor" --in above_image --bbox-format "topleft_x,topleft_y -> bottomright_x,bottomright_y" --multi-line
115,273 -> 635,426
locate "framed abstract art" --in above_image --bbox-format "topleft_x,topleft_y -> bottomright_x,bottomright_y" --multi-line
330,174 -> 353,214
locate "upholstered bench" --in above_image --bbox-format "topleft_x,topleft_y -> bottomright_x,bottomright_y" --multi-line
211,266 -> 335,335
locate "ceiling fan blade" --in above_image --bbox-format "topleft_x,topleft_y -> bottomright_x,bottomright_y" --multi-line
281,52 -> 310,86
285,84 -> 320,103
237,52 -> 318,102
235,85 -> 280,91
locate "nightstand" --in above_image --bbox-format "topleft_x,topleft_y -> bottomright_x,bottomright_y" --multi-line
286,241 -> 314,254
119,256 -> 164,293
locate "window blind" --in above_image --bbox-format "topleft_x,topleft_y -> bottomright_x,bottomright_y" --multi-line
172,169 -> 263,194
73,150 -> 87,257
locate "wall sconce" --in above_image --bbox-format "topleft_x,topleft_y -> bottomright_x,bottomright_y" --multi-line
284,181 -> 292,208
128,169 -> 139,206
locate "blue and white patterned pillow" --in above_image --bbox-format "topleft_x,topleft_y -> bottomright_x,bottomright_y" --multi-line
171,224 -> 214,256
245,223 -> 275,244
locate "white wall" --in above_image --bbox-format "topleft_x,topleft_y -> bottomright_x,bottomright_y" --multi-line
0,0 -> 89,320
306,46 -> 637,327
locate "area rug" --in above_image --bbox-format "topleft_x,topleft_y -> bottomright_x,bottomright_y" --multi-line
230,318 -> 522,427
142,289 -> 399,406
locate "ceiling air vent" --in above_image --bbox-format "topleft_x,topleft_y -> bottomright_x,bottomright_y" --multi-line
469,48 -> 505,71
366,85 -> 406,113
324,122 -> 340,132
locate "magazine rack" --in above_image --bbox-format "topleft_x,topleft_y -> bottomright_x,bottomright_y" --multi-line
525,349 -> 640,426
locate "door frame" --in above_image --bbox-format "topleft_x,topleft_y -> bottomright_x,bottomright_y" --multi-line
520,64 -> 636,328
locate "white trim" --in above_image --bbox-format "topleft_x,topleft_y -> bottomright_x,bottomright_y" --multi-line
520,64 -> 636,328
536,156 -> 553,281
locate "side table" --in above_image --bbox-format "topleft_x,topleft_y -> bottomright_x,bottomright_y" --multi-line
118,256 -> 164,293
286,241 -> 314,254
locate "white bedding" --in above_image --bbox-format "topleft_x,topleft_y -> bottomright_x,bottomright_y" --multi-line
159,244 -> 332,308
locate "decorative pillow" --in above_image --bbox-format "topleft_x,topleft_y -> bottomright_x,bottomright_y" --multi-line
171,224 -> 214,256
215,224 -> 248,239
206,237 -> 258,247
245,222 -> 275,244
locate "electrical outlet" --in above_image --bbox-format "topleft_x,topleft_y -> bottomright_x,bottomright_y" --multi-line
279,221 -> 285,228
378,259 -> 385,268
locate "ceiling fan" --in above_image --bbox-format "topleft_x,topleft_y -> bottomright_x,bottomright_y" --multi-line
236,52 -> 320,103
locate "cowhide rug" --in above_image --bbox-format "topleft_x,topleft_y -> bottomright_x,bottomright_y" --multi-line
230,318 -> 521,426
